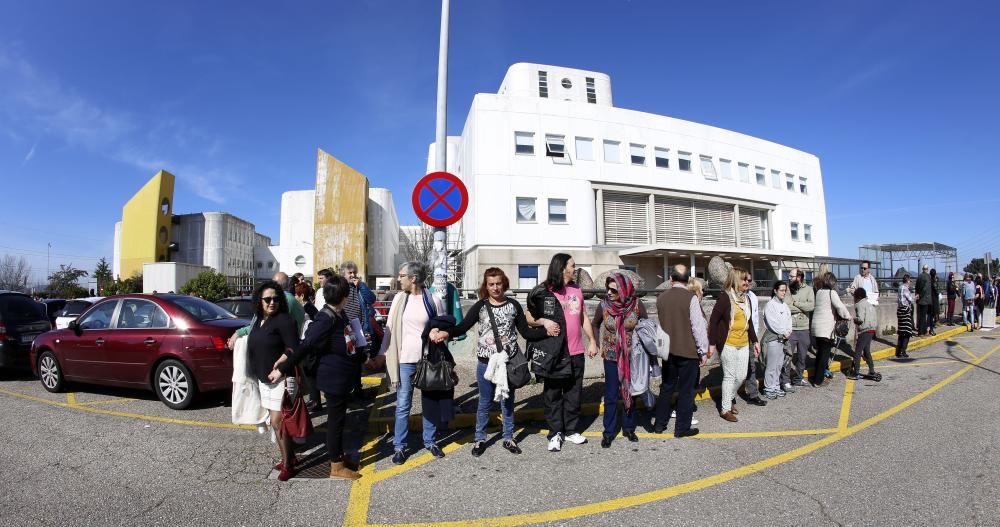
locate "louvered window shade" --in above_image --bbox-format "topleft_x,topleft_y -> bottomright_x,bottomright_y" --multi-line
694,202 -> 735,246
739,208 -> 765,248
654,197 -> 695,245
603,192 -> 649,245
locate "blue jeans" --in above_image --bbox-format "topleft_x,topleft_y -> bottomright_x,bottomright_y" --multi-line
475,361 -> 515,442
964,302 -> 976,325
394,363 -> 437,451
603,359 -> 636,437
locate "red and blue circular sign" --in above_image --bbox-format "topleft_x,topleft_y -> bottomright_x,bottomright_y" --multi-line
411,171 -> 468,228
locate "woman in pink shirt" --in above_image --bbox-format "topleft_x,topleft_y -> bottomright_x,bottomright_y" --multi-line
527,253 -> 599,452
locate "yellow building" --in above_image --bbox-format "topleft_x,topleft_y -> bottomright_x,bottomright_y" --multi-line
313,149 -> 369,277
119,170 -> 175,278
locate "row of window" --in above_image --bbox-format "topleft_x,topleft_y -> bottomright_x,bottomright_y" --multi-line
515,197 -> 567,224
513,131 -> 810,195
790,222 -> 813,243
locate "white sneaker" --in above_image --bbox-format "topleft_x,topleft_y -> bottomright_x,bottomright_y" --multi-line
547,434 -> 562,452
564,433 -> 588,445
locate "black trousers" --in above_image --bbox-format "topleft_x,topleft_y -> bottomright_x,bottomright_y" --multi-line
917,304 -> 932,334
324,393 -> 348,461
811,337 -> 834,385
654,354 -> 700,434
897,334 -> 911,357
853,331 -> 876,374
543,354 -> 585,438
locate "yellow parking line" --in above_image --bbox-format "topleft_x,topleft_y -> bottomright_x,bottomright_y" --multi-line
954,344 -> 979,361
66,393 -> 77,405
878,360 -> 960,369
75,397 -> 137,407
343,342 -> 1000,527
838,380 -> 854,431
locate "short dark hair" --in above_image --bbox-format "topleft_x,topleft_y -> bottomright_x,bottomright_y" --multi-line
322,275 -> 351,305
861,260 -> 871,268
478,267 -> 510,300
821,272 -> 838,290
853,287 -> 867,302
252,280 -> 288,319
772,280 -> 787,295
544,253 -> 573,290
317,268 -> 334,279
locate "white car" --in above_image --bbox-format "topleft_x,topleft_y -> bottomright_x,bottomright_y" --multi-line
54,297 -> 104,329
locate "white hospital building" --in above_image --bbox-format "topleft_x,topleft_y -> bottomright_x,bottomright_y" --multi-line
432,63 -> 829,290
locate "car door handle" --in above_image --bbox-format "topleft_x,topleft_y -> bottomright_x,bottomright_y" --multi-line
95,338 -> 104,345
144,338 -> 156,345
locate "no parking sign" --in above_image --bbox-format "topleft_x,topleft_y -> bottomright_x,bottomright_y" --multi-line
411,171 -> 468,228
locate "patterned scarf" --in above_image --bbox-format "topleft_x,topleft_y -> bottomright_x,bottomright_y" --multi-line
605,272 -> 638,409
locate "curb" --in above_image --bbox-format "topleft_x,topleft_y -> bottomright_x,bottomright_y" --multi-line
363,323 -> 976,433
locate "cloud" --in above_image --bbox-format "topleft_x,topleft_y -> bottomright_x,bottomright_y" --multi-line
0,45 -> 242,203
21,142 -> 36,164
829,59 -> 896,98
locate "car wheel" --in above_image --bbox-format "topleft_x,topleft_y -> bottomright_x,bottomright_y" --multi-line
153,359 -> 198,410
38,351 -> 65,393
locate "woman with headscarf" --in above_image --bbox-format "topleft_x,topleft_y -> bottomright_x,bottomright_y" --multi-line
897,274 -> 916,357
708,268 -> 759,422
591,272 -> 648,447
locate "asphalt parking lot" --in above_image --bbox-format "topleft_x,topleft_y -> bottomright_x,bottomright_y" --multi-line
2,327 -> 999,526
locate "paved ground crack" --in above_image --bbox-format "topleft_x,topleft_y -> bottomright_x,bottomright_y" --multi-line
764,473 -> 844,526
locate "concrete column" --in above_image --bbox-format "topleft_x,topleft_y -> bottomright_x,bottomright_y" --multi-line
596,188 -> 605,245
663,255 -> 669,283
690,254 -> 696,277
648,193 -> 656,244
734,203 -> 742,248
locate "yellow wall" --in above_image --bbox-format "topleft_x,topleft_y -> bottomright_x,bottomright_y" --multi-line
314,149 -> 369,277
120,170 -> 175,278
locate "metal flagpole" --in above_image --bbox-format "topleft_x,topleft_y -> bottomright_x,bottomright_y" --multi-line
430,0 -> 450,301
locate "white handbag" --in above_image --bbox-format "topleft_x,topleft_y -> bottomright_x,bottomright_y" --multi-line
231,335 -> 268,425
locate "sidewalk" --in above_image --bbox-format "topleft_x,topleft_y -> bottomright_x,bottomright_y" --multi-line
361,322 -> 976,433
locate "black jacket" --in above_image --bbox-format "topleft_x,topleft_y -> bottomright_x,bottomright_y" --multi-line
280,307 -> 359,395
525,285 -> 572,379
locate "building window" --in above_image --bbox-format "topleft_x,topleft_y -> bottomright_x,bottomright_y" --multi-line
516,197 -> 536,223
786,173 -> 795,191
548,199 -> 568,223
678,152 -> 692,172
804,224 -> 812,242
738,163 -> 750,183
799,176 -> 808,194
575,137 -> 593,160
700,156 -> 718,180
585,77 -> 597,103
654,147 -> 670,168
545,134 -> 566,158
256,262 -> 263,269
267,261 -> 274,270
755,166 -> 767,186
515,132 -> 534,155
790,222 -> 799,241
561,78 -> 572,89
518,265 -> 539,289
629,143 -> 645,165
603,140 -> 620,163
771,170 -> 781,188
294,255 -> 306,267
538,70 -> 548,98
719,159 -> 732,179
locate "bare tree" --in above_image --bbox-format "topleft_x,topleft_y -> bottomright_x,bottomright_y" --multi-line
399,225 -> 436,264
0,255 -> 32,291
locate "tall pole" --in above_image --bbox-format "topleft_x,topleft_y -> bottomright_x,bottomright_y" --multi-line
430,0 -> 450,301
47,242 -> 51,283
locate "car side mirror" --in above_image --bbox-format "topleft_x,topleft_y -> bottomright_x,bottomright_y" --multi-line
68,321 -> 82,336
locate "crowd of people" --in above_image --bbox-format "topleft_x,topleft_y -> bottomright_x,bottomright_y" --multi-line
227,254 -> 997,482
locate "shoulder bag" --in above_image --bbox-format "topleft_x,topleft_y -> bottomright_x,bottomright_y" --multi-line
831,291 -> 850,338
280,367 -> 313,440
412,292 -> 456,391
485,302 -> 531,389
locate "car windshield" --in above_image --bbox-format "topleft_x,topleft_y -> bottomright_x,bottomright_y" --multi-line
170,296 -> 238,321
1,295 -> 48,321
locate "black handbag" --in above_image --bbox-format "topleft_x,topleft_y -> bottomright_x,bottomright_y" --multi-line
830,291 -> 850,338
485,302 -> 531,389
412,345 -> 456,392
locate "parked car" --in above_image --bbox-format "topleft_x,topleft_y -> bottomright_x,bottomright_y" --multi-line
215,296 -> 254,319
30,294 -> 246,409
54,297 -> 104,329
0,291 -> 52,369
41,299 -> 67,326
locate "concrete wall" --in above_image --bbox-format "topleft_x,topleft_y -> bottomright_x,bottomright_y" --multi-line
120,170 -> 175,278
314,149 -> 369,278
367,187 -> 400,280
142,262 -> 209,294
112,221 -> 122,279
279,190 -> 315,277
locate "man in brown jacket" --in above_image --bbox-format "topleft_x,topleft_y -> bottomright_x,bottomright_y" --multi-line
653,265 -> 709,437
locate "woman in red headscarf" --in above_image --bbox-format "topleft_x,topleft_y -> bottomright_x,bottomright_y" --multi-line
591,272 -> 648,447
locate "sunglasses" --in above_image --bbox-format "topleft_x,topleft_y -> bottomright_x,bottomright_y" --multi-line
607,287 -> 619,294
261,296 -> 280,304
861,267 -> 869,270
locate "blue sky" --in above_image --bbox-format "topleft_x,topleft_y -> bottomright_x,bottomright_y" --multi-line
2,0 -> 998,284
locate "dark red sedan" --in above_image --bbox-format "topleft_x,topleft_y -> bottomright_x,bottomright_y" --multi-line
30,294 -> 247,409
